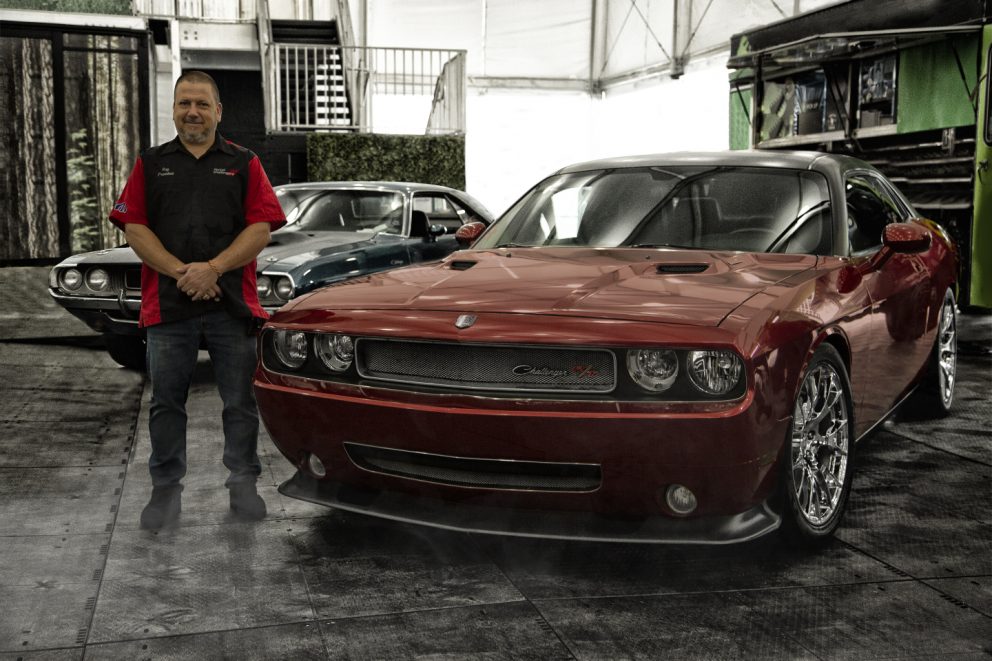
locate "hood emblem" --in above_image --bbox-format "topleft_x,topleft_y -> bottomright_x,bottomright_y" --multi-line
455,314 -> 477,329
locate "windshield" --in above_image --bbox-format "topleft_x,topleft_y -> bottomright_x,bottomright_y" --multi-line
276,189 -> 405,233
475,166 -> 832,255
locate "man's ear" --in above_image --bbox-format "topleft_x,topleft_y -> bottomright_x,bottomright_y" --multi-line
216,101 -> 223,123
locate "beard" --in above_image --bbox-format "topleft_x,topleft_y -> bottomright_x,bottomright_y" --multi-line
177,121 -> 210,144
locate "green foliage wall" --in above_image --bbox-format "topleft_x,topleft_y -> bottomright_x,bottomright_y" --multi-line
0,0 -> 130,12
307,133 -> 465,189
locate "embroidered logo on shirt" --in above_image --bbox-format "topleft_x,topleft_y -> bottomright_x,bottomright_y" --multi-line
113,202 -> 127,213
157,167 -> 174,177
213,168 -> 238,176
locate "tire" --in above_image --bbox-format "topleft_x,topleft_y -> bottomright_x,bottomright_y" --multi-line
778,343 -> 855,548
912,289 -> 957,418
105,334 -> 147,371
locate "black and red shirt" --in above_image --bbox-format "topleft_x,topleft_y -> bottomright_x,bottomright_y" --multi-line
109,135 -> 286,328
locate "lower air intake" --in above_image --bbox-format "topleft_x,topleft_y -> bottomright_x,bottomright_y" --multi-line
345,443 -> 601,492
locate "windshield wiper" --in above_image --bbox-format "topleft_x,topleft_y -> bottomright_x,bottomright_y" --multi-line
494,242 -> 533,248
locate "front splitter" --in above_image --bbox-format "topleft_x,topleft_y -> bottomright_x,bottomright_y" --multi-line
279,471 -> 781,545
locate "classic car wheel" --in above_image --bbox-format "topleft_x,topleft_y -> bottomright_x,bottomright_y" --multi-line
105,335 -> 147,371
779,344 -> 854,547
913,290 -> 956,418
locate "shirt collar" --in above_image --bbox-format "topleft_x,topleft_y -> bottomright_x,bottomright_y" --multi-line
161,133 -> 235,157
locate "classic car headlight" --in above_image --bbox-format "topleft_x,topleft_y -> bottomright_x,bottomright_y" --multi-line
274,277 -> 294,300
314,333 -> 354,372
626,348 -> 679,391
687,350 -> 743,395
257,276 -> 272,298
60,268 -> 83,291
85,268 -> 110,292
271,330 -> 308,369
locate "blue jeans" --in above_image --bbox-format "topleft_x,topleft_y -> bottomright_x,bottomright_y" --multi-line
145,310 -> 261,488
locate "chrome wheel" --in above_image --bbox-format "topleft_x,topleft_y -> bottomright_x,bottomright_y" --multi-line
936,296 -> 956,409
791,361 -> 850,527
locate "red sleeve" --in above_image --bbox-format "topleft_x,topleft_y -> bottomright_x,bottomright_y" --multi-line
244,156 -> 287,231
109,157 -> 148,231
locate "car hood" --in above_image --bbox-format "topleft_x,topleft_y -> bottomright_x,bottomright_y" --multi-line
55,246 -> 139,266
288,248 -> 818,326
56,230 -> 380,270
258,229 -> 378,269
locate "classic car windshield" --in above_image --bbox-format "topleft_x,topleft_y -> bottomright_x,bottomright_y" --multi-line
476,166 -> 832,254
277,189 -> 405,232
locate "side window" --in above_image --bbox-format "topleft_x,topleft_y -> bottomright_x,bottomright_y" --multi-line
412,194 -> 467,233
845,174 -> 901,254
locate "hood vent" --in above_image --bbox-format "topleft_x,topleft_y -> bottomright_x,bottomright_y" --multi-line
449,260 -> 477,271
656,263 -> 709,274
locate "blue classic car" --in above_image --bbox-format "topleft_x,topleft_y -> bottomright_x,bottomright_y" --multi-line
49,181 -> 493,369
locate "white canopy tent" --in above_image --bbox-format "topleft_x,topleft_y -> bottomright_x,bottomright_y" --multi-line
354,0 -> 839,212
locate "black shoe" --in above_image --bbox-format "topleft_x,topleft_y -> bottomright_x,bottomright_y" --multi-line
140,484 -> 182,530
229,482 -> 266,521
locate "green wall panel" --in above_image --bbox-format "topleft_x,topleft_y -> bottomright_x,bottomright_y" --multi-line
970,25 -> 992,308
729,87 -> 753,150
307,133 -> 465,190
897,35 -> 980,134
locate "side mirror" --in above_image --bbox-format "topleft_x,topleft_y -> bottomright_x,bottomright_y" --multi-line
455,221 -> 486,247
882,222 -> 931,254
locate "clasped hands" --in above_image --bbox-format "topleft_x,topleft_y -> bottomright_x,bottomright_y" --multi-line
176,262 -> 223,302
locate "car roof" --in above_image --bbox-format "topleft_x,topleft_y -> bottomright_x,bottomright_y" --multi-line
274,181 -> 465,195
556,150 -> 871,176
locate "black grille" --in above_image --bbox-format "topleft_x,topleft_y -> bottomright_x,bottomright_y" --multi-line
356,339 -> 616,393
124,268 -> 141,290
345,443 -> 601,491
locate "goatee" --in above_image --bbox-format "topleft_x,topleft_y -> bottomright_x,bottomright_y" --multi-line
179,128 -> 209,144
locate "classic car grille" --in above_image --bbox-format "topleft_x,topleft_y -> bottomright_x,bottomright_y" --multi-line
124,268 -> 142,291
356,339 -> 616,393
345,443 -> 602,491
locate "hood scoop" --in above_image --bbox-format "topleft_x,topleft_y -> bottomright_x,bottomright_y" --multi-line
449,260 -> 478,271
656,263 -> 709,274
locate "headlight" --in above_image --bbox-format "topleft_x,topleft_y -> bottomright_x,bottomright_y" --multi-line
257,276 -> 272,298
271,330 -> 307,369
274,277 -> 294,300
314,333 -> 354,372
60,268 -> 83,291
687,350 -> 743,395
626,348 -> 679,392
86,268 -> 110,291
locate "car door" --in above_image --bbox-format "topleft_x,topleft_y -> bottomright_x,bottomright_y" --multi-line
846,172 -> 933,422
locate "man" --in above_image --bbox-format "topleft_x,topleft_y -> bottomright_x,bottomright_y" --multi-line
110,70 -> 286,530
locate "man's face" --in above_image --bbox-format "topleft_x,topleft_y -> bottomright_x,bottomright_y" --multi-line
173,81 -> 222,146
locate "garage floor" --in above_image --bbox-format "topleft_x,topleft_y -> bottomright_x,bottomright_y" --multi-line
1,266 -> 990,660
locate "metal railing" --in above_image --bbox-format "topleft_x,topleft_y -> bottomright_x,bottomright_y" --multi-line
271,45 -> 466,134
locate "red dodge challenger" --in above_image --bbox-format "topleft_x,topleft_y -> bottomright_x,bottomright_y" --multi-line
254,151 -> 958,546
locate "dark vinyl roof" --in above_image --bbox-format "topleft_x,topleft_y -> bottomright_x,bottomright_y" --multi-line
274,181 -> 464,194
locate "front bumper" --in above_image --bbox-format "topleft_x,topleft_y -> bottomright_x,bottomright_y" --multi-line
49,290 -> 143,336
256,371 -> 790,544
280,470 -> 781,544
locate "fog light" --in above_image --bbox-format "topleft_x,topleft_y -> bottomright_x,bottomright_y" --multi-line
307,452 -> 327,479
665,484 -> 697,515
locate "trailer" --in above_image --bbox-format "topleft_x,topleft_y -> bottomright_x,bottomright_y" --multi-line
728,0 -> 990,308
